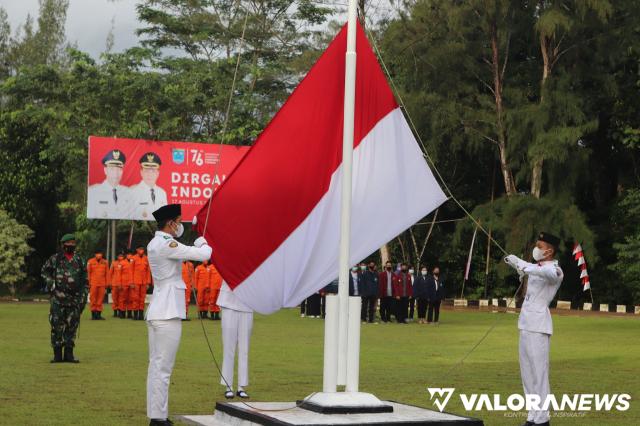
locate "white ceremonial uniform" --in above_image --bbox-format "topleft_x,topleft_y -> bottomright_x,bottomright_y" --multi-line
130,181 -> 168,221
87,181 -> 133,219
218,282 -> 253,390
509,257 -> 563,425
145,231 -> 211,420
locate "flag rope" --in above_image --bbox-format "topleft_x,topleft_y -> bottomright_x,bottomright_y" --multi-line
364,23 -> 509,258
362,19 -> 527,387
201,8 -> 250,232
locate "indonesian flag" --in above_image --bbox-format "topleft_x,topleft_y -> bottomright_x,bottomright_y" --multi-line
195,23 -> 447,314
573,243 -> 591,291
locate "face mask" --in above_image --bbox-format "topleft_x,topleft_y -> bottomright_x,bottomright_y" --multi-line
360,265 -> 366,271
408,269 -> 414,274
421,270 -> 427,276
532,247 -> 548,261
351,267 -> 358,272
173,222 -> 184,238
63,245 -> 76,254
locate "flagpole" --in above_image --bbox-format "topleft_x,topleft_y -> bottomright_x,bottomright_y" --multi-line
336,0 -> 359,390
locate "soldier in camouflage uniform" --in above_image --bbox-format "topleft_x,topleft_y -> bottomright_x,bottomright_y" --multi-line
41,234 -> 88,363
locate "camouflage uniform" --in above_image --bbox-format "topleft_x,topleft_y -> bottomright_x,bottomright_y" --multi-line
41,252 -> 88,349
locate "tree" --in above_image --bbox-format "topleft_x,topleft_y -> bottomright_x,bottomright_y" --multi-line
0,210 -> 34,296
529,0 -> 612,197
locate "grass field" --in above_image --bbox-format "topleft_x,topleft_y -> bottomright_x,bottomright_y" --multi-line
1,303 -> 638,426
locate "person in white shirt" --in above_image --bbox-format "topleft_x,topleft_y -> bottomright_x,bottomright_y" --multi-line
145,204 -> 212,426
217,282 -> 254,399
87,149 -> 133,219
505,232 -> 564,426
130,152 -> 168,220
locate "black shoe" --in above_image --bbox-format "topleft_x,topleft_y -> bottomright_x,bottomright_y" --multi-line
127,310 -> 133,319
91,311 -> 96,320
63,347 -> 79,363
236,390 -> 249,399
199,311 -> 208,319
97,312 -> 105,320
138,310 -> 144,320
209,312 -> 216,320
50,347 -> 63,363
119,310 -> 125,319
520,422 -> 534,426
214,312 -> 221,320
149,419 -> 173,426
224,390 -> 234,399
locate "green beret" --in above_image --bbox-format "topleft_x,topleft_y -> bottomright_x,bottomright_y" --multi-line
60,234 -> 76,243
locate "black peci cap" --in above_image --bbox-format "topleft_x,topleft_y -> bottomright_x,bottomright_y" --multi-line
538,232 -> 560,248
152,204 -> 181,222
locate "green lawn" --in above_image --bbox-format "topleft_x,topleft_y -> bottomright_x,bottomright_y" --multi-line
1,303 -> 638,425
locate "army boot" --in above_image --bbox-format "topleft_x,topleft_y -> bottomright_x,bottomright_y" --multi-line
63,346 -> 80,363
50,347 -> 63,363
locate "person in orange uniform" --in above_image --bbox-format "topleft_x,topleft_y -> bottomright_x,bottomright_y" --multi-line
182,260 -> 195,321
132,246 -> 152,321
109,252 -> 125,317
120,251 -> 134,318
195,260 -> 211,319
87,251 -> 110,320
208,263 -> 223,320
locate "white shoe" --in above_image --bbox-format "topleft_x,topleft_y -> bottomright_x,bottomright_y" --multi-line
300,314 -> 306,318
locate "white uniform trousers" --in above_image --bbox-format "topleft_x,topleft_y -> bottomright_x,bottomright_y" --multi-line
147,319 -> 182,419
220,308 -> 253,389
519,329 -> 551,424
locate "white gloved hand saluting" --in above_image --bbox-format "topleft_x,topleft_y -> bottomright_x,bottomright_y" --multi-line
194,236 -> 209,248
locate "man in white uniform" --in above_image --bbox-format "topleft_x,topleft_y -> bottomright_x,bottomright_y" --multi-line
145,204 -> 212,426
87,149 -> 133,219
505,232 -> 563,426
131,152 -> 168,220
217,282 -> 253,399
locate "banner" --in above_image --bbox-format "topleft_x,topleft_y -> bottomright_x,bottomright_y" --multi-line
87,136 -> 249,221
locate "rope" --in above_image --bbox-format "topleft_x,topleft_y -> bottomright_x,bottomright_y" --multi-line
361,17 -> 526,386
363,23 -> 508,257
201,9 -> 250,232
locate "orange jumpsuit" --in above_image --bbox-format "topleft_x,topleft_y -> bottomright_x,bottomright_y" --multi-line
87,256 -> 110,312
132,253 -> 151,311
208,264 -> 222,313
182,261 -> 195,315
195,263 -> 211,312
122,255 -> 135,312
109,258 -> 124,312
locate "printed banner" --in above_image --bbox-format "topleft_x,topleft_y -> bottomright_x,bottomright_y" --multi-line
87,136 -> 249,221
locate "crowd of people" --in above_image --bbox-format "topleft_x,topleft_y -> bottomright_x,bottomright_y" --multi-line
300,261 -> 445,325
84,247 -> 223,321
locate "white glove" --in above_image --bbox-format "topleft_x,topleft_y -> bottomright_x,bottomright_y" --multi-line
504,255 -> 520,270
194,236 -> 208,248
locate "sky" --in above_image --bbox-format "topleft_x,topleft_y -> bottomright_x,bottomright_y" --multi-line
1,0 -> 141,58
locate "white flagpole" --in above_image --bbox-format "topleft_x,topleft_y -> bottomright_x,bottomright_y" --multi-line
337,0 -> 358,388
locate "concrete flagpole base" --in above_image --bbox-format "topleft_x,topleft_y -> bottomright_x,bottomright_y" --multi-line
298,391 -> 393,413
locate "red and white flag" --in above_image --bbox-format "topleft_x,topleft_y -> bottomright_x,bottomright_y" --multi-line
573,243 -> 591,291
196,23 -> 447,314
